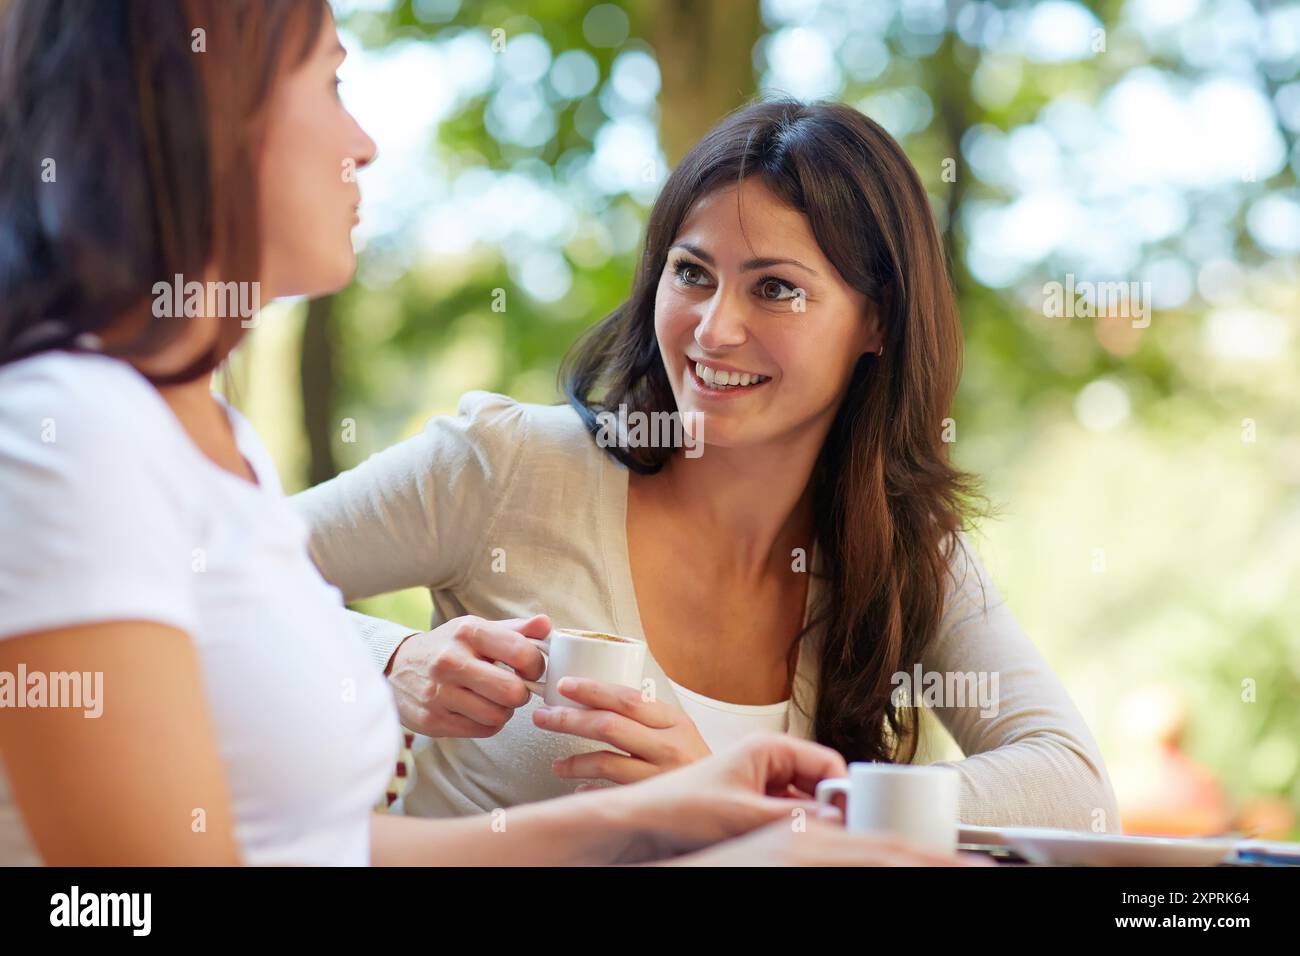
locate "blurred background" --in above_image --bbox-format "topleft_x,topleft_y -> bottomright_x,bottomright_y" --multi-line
224,0 -> 1300,838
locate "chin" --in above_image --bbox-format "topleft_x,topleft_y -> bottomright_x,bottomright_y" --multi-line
684,418 -> 748,451
321,251 -> 357,295
269,253 -> 356,301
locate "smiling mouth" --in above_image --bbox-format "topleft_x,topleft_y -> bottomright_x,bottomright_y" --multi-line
689,358 -> 772,392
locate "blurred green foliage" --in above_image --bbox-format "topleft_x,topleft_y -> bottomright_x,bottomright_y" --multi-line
231,0 -> 1300,835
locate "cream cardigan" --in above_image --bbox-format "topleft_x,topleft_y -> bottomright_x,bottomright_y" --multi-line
293,391 -> 1120,830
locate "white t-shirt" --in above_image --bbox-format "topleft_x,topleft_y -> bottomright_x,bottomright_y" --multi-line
666,679 -> 789,754
0,352 -> 400,865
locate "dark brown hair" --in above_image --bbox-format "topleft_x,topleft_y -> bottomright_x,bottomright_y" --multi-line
0,0 -> 326,382
563,98 -> 988,764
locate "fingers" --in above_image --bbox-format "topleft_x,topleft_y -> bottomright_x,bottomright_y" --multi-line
430,642 -> 532,710
434,684 -> 515,729
736,734 -> 850,797
551,677 -> 673,729
552,750 -> 655,785
455,655 -> 535,709
434,711 -> 507,739
401,698 -> 504,738
771,781 -> 822,803
496,614 -> 552,639
533,705 -> 664,763
456,618 -> 547,684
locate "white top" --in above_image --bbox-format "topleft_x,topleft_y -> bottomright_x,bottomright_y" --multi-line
666,679 -> 790,752
294,391 -> 1121,830
0,352 -> 399,866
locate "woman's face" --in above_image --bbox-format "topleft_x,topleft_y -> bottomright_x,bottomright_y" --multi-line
258,12 -> 376,300
654,178 -> 881,453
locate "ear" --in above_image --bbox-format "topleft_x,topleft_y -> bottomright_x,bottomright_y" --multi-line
856,299 -> 885,357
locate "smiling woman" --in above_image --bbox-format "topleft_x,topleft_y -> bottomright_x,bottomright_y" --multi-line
564,102 -> 962,769
294,99 -> 1120,832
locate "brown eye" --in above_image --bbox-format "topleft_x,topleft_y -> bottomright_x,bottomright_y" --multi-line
673,260 -> 707,286
759,277 -> 798,301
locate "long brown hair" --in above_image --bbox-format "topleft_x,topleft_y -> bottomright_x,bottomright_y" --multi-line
0,0 -> 326,382
562,98 -> 988,764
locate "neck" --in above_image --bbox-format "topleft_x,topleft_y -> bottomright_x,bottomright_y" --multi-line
154,372 -> 227,446
653,424 -> 827,579
153,372 -> 256,485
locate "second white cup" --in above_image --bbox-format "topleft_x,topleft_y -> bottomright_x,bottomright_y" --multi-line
815,762 -> 959,853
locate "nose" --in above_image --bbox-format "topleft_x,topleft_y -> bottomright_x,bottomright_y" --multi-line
351,115 -> 378,172
693,288 -> 748,352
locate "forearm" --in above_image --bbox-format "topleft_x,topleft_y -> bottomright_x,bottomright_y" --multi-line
927,537 -> 1118,831
938,734 -> 1120,832
369,788 -> 665,866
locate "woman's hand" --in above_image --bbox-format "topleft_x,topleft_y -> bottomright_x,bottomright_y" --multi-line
532,676 -> 712,783
591,732 -> 842,860
597,733 -> 987,866
386,614 -> 549,738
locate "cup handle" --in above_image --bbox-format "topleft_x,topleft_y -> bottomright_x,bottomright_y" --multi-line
520,634 -> 551,698
815,778 -> 850,818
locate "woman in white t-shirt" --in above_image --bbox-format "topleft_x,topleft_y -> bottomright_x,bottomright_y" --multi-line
0,0 -> 966,867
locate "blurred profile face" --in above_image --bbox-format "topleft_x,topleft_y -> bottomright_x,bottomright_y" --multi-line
653,178 -> 882,452
258,11 -> 376,299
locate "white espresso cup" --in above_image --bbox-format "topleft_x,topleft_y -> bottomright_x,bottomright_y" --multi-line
815,762 -> 959,853
522,628 -> 647,707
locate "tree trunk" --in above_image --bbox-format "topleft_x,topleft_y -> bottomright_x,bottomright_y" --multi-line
932,31 -> 973,286
300,295 -> 338,487
641,0 -> 762,165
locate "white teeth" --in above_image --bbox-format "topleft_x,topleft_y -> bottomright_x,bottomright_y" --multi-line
693,360 -> 768,389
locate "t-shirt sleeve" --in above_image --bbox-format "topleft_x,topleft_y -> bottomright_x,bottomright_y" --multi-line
0,370 -> 199,640
291,391 -> 530,601
921,532 -> 1121,831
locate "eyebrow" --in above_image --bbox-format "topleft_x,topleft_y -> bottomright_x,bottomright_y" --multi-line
672,242 -> 819,277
